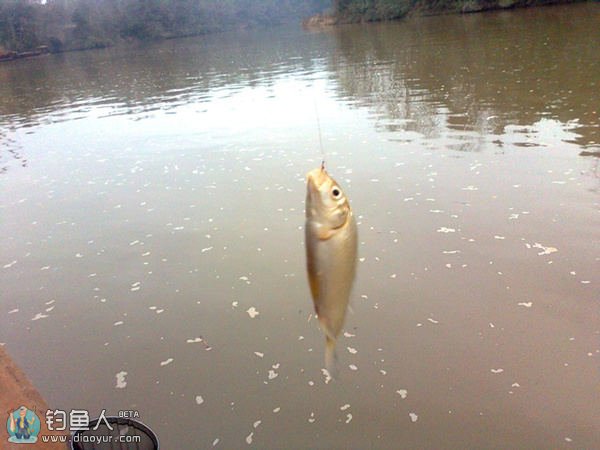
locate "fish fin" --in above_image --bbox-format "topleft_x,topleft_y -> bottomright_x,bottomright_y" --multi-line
317,226 -> 335,240
325,335 -> 339,380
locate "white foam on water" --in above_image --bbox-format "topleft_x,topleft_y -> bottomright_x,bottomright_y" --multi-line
396,389 -> 408,399
115,371 -> 127,389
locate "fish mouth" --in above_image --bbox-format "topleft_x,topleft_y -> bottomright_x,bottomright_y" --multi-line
306,166 -> 328,191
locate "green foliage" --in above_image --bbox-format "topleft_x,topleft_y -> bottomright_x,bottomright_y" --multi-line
333,0 -> 414,22
0,0 -> 330,54
0,1 -> 40,52
331,0 -> 583,22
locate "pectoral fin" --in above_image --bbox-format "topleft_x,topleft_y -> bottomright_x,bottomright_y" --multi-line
317,226 -> 335,240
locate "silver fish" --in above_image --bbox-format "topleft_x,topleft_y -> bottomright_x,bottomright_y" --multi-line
305,164 -> 358,377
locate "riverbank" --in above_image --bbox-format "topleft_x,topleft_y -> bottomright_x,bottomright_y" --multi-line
0,46 -> 50,63
304,0 -> 587,26
0,346 -> 68,449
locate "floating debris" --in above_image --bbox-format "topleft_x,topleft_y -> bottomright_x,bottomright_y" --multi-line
340,404 -> 351,411
345,413 -> 353,423
491,368 -> 504,374
160,358 -> 174,367
273,407 -> 281,413
32,313 -> 48,321
517,302 -> 532,308
245,432 -> 253,445
409,413 -> 418,423
531,243 -> 558,256
437,227 -> 456,233
254,352 -> 264,358
396,389 -> 407,399
115,371 -> 127,389
195,395 -> 204,405
246,307 -> 259,318
347,347 -> 357,354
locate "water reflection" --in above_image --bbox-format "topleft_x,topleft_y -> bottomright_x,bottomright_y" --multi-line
0,4 -> 597,156
327,5 -> 599,149
0,128 -> 26,173
0,28 -> 335,132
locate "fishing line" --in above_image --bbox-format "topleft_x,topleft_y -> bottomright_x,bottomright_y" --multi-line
313,98 -> 325,168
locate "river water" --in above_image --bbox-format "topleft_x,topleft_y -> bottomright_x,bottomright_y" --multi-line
1,3 -> 598,449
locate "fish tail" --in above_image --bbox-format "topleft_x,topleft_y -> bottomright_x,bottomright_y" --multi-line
325,335 -> 339,379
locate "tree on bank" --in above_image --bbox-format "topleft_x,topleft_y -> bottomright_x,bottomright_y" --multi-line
0,0 -> 330,54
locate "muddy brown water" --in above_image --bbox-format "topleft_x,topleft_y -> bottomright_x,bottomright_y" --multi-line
1,3 -> 598,449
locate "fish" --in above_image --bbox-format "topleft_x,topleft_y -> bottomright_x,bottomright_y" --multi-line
305,163 -> 358,377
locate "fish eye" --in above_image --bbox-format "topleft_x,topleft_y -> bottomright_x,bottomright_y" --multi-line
331,187 -> 341,198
